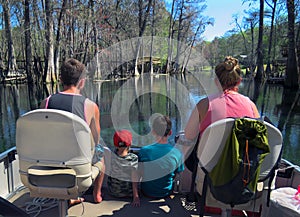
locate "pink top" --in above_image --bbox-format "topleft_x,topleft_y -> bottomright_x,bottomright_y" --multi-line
199,92 -> 256,134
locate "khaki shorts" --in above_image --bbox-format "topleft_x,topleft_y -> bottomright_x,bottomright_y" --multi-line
93,159 -> 104,172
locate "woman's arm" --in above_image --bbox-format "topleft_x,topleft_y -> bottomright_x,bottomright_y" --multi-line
250,101 -> 260,118
184,98 -> 208,140
184,107 -> 200,140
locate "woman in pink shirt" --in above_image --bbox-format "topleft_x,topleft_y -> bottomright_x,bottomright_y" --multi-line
185,56 -> 259,140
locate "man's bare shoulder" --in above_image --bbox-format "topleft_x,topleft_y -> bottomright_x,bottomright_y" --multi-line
40,99 -> 47,108
85,98 -> 98,108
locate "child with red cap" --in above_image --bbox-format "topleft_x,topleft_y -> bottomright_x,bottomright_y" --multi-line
107,130 -> 140,207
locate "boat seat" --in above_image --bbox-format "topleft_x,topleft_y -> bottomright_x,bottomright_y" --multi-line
196,118 -> 283,217
15,109 -> 100,217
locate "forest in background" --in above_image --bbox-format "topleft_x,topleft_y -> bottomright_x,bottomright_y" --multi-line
0,0 -> 299,89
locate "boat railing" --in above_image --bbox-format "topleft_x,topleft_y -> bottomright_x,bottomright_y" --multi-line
0,146 -> 22,199
277,158 -> 300,189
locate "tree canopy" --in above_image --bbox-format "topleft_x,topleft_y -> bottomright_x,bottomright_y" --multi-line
0,0 -> 299,88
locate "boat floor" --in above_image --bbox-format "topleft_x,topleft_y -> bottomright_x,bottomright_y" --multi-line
10,187 -> 221,217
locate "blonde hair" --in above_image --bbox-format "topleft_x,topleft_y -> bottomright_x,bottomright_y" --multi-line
215,56 -> 241,91
152,115 -> 172,137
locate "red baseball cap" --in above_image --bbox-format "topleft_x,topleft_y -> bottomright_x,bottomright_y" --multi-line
113,130 -> 132,147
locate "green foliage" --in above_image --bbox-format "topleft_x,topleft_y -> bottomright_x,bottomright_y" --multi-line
202,16 -> 297,69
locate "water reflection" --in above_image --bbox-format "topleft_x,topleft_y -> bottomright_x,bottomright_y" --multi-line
0,73 -> 299,165
98,74 -> 196,148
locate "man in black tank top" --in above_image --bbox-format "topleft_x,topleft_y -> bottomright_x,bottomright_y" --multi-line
40,58 -> 105,204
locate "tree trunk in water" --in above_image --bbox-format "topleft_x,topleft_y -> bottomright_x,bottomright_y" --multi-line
134,0 -> 152,76
265,0 -> 277,76
166,0 -> 175,74
255,0 -> 264,81
175,0 -> 184,74
45,0 -> 56,84
149,0 -> 156,75
134,40 -> 141,76
285,0 -> 299,89
24,0 -> 34,84
92,0 -> 100,79
3,0 -> 18,76
54,0 -> 68,77
250,22 -> 255,76
24,0 -> 39,111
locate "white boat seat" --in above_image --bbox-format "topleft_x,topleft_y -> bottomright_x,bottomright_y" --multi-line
16,109 -> 100,216
196,118 -> 283,217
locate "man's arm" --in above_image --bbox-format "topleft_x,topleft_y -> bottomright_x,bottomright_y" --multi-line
86,99 -> 101,144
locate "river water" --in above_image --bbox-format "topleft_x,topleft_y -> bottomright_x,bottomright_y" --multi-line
1,72 -> 299,165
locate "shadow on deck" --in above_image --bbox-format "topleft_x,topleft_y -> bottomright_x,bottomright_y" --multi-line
10,187 -> 214,217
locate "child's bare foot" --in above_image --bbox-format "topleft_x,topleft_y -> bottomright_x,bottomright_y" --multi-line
69,197 -> 84,207
93,191 -> 102,203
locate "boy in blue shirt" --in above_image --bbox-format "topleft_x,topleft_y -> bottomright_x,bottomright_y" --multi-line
138,115 -> 184,198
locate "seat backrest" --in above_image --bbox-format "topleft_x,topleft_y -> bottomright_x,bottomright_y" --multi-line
16,109 -> 97,200
197,117 -> 283,180
16,109 -> 94,166
196,117 -> 283,215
